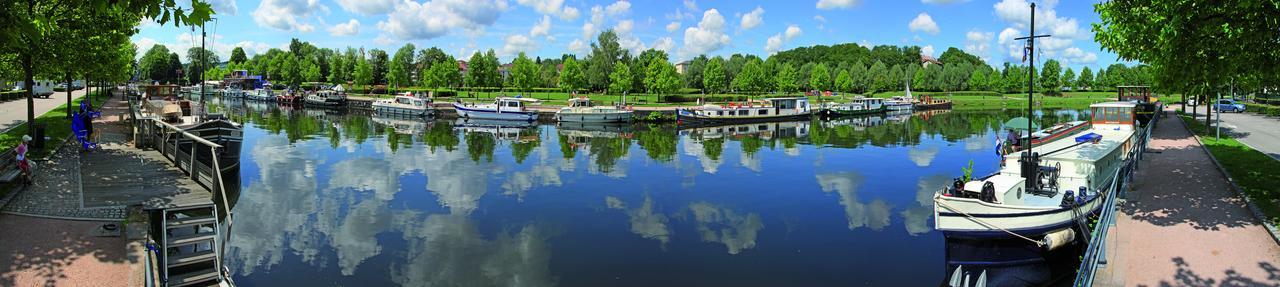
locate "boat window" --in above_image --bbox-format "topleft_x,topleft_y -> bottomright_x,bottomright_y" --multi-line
717,111 -> 723,116
758,109 -> 768,115
1119,108 -> 1133,122
1106,107 -> 1118,122
738,110 -> 748,116
507,101 -> 521,108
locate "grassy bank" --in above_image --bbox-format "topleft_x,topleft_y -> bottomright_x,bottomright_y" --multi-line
0,90 -> 110,158
1179,114 -> 1280,227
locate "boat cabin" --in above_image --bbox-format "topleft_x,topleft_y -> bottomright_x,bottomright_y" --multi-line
144,84 -> 180,100
494,97 -> 537,110
393,95 -> 429,107
567,98 -> 595,108
1089,101 -> 1138,130
1117,86 -> 1153,103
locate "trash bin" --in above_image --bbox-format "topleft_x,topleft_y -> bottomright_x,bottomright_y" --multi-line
32,123 -> 45,149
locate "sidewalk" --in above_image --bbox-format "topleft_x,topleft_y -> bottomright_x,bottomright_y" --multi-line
0,89 -> 89,133
1094,107 -> 1280,286
0,214 -> 140,287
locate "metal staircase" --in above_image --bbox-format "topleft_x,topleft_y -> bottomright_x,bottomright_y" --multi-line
152,204 -> 229,287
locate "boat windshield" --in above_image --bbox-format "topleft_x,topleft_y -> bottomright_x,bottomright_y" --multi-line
571,99 -> 593,107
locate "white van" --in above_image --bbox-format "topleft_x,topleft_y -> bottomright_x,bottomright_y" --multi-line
12,81 -> 55,98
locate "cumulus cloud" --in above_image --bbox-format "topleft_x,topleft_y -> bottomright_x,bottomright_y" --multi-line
651,37 -> 675,53
964,30 -> 994,62
560,6 -> 580,20
203,0 -> 239,15
568,39 -> 588,54
1062,47 -> 1098,64
680,9 -> 731,58
328,19 -> 360,36
335,0 -> 396,15
142,33 -> 272,61
252,0 -> 324,32
666,21 -> 681,32
378,0 -> 508,40
374,34 -> 394,46
501,34 -> 537,56
766,25 -> 802,55
516,0 -> 580,20
740,6 -> 764,30
605,0 -> 631,16
908,13 -> 939,35
614,19 -> 648,54
784,25 -> 802,40
993,0 -> 1090,63
530,15 -> 552,39
816,0 -> 861,10
921,45 -> 935,57
684,0 -> 699,11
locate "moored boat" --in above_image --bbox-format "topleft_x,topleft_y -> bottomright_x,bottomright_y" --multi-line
676,97 -> 812,124
244,89 -> 275,101
452,97 -> 539,122
304,90 -> 347,107
1009,120 -> 1090,152
556,98 -> 633,123
884,96 -> 914,111
933,102 -> 1140,242
819,97 -> 885,117
373,92 -> 434,117
276,90 -> 303,104
914,95 -> 953,110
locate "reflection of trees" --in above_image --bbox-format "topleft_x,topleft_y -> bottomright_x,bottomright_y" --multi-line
420,122 -> 460,152
635,124 -> 678,162
557,134 -> 576,159
465,131 -> 497,163
587,136 -> 631,174
702,137 -> 724,161
511,129 -> 542,164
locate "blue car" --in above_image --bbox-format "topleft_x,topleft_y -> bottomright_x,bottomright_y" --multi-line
1215,99 -> 1246,113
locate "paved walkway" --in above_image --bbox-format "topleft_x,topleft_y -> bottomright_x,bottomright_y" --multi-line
1094,107 -> 1280,286
0,89 -> 89,133
0,214 -> 140,287
1,92 -> 207,220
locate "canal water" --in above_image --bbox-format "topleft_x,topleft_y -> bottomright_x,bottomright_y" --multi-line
217,100 -> 1088,286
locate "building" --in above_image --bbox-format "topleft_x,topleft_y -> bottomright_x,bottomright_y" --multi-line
675,61 -> 690,74
921,55 -> 943,67
457,60 -> 469,75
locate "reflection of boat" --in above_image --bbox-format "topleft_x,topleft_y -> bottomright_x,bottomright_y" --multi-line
453,118 -> 538,142
676,97 -> 812,124
820,114 -> 884,130
885,109 -> 912,122
373,93 -> 434,117
556,98 -> 633,123
453,97 -> 538,121
819,97 -> 884,117
305,90 -> 347,107
371,114 -> 432,135
942,237 -> 1080,286
557,122 -> 634,141
678,120 -> 810,140
933,102 -> 1139,241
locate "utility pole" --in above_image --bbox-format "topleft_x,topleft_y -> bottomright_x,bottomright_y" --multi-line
199,22 -> 206,106
1014,2 -> 1051,192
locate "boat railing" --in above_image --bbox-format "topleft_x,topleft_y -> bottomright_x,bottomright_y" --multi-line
1073,107 -> 1159,286
126,96 -> 237,284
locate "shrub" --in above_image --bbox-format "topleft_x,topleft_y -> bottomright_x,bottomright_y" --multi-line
1245,103 -> 1280,117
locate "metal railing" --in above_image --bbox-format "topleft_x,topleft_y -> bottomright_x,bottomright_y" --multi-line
1073,105 -> 1160,286
127,95 -> 237,285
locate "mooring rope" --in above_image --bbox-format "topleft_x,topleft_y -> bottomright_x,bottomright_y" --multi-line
935,199 -> 1045,247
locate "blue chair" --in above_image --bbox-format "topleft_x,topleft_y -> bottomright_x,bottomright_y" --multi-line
71,112 -> 99,150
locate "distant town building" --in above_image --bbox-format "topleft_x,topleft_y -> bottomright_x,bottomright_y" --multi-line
457,60 -> 469,75
921,55 -> 943,67
675,61 -> 690,74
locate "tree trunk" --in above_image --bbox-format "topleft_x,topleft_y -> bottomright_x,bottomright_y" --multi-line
1205,92 -> 1213,128
23,53 -> 35,139
66,72 -> 73,117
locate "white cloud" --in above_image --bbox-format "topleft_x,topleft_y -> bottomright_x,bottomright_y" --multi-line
740,6 -> 764,30
530,15 -> 552,39
684,0 -> 699,11
813,15 -> 827,23
816,0 -> 861,10
328,19 -> 361,36
614,19 -> 648,53
651,37 -> 675,53
374,35 -> 394,46
606,1 -> 631,16
581,22 -> 596,39
568,39 -> 588,54
1062,47 -> 1098,64
378,0 -> 508,40
784,25 -> 802,41
560,6 -> 580,20
501,34 -> 537,56
992,0 -> 1088,63
139,33 -> 273,62
921,45 -> 935,57
908,13 -> 939,35
858,39 -> 871,48
680,9 -> 731,58
666,21 -> 681,32
252,0 -> 324,32
335,0 -> 396,15
964,30 -> 994,62
590,5 -> 605,26
516,0 -> 580,20
204,0 -> 239,15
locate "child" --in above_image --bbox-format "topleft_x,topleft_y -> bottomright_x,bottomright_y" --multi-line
16,135 -> 31,183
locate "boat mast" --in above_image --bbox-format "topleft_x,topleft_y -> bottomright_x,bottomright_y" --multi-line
1014,2 -> 1051,155
199,22 -> 206,105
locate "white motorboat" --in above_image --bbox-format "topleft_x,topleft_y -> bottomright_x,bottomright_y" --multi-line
676,97 -> 812,124
556,98 -> 633,123
221,86 -> 244,98
305,90 -> 346,107
452,97 -> 539,122
373,92 -> 434,117
884,96 -> 914,111
244,89 -> 275,101
933,102 -> 1140,241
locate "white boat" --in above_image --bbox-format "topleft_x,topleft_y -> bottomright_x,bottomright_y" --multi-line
373,93 -> 434,117
556,98 -> 633,123
884,96 -> 914,111
244,89 -> 275,101
221,86 -> 244,99
305,90 -> 347,107
932,102 -> 1140,241
452,97 -> 539,122
820,97 -> 885,116
676,97 -> 812,124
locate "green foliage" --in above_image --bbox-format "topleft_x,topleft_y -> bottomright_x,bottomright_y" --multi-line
1077,67 -> 1094,91
354,55 -> 373,89
703,57 -> 727,94
961,159 -> 974,182
645,57 -> 681,96
731,58 -> 767,95
387,43 -> 416,90
809,63 -> 832,91
230,47 -> 247,64
512,52 -> 539,93
140,44 -> 178,83
587,30 -> 626,91
775,63 -> 800,93
1039,59 -> 1062,94
608,60 -> 632,95
834,69 -> 854,93
867,61 -> 889,94
683,55 -> 708,90
559,57 -> 587,92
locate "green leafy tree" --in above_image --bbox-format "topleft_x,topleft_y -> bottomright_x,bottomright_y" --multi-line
867,61 -> 889,94
703,57 -> 727,94
731,58 -> 767,95
230,47 -> 247,64
354,55 -> 373,91
849,61 -> 867,94
645,57 -> 681,97
559,57 -> 587,93
139,44 -> 175,82
586,30 -> 626,91
387,43 -> 416,91
608,60 -> 632,95
1061,68 -> 1076,91
834,69 -> 854,93
1039,59 -> 1062,93
368,49 -> 389,85
809,63 -> 832,91
683,55 -> 708,89
1077,67 -> 1093,91
512,52 -> 539,94
465,51 -> 485,88
967,69 -> 988,91
775,63 -> 800,94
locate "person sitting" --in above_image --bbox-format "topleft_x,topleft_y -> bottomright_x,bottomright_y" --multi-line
16,135 -> 32,183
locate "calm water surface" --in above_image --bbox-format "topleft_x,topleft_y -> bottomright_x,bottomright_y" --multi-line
218,100 -> 1087,286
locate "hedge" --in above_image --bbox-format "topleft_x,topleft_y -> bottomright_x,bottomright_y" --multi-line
1245,103 -> 1280,117
916,91 -> 1001,98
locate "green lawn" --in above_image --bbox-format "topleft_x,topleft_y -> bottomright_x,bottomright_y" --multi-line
1180,114 -> 1280,227
0,91 -> 109,199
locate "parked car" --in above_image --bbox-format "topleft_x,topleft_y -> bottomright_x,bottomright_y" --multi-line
1214,98 -> 1246,113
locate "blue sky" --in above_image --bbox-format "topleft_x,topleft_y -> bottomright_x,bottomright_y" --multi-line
132,0 -> 1122,71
